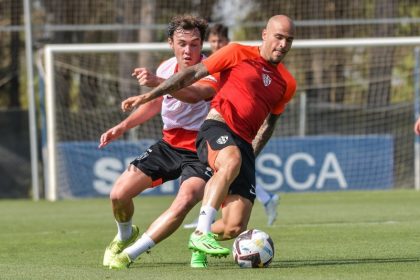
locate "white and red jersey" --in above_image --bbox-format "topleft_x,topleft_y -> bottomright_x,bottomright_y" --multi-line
157,56 -> 218,151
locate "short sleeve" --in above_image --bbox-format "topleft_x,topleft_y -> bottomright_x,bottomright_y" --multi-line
202,43 -> 260,74
194,73 -> 220,92
271,67 -> 297,115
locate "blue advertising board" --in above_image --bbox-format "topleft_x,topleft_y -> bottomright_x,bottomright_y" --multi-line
256,136 -> 393,192
56,140 -> 174,198
55,135 -> 393,198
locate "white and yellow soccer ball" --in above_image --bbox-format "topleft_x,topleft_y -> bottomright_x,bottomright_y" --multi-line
232,229 -> 274,268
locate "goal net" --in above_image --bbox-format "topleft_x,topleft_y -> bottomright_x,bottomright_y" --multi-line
41,38 -> 420,200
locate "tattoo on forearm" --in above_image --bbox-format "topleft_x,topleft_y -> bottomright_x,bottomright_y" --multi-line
253,126 -> 273,156
253,114 -> 280,156
147,64 -> 208,101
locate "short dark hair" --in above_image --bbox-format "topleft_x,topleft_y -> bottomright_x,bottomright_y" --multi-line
167,15 -> 208,42
206,23 -> 229,41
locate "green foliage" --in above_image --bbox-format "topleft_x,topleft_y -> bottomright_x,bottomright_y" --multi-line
391,51 -> 415,103
0,190 -> 419,279
3,0 -> 420,108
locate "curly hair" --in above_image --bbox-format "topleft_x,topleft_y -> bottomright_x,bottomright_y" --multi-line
167,15 -> 208,42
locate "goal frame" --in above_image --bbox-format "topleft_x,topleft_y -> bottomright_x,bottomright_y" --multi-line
43,37 -> 420,200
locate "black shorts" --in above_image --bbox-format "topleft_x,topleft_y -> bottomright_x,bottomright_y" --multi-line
196,120 -> 256,203
131,140 -> 212,187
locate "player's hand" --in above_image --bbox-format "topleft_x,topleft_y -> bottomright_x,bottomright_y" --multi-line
121,94 -> 150,112
98,125 -> 125,148
132,67 -> 161,87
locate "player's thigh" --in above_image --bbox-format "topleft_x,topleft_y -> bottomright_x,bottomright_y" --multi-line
111,164 -> 152,200
222,194 -> 253,231
196,120 -> 241,172
214,145 -> 241,176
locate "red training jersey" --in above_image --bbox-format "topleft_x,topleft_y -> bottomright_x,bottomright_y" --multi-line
202,43 -> 296,143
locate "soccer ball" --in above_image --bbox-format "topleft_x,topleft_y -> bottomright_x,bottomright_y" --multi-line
232,229 -> 274,268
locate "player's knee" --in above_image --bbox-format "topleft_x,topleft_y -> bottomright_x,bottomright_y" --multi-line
109,182 -> 130,201
110,188 -> 124,202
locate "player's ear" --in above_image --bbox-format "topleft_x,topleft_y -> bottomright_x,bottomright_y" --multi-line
168,37 -> 174,49
262,28 -> 267,41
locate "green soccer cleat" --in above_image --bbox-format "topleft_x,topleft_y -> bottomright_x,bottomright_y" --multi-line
188,231 -> 230,257
109,252 -> 132,270
190,251 -> 208,268
102,225 -> 139,266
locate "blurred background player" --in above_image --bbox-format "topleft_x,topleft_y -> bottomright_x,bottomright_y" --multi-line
206,23 -> 230,54
120,15 -> 296,259
183,23 -> 280,229
100,15 -> 218,269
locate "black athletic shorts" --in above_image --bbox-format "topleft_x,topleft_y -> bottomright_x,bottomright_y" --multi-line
195,120 -> 256,203
131,139 -> 212,187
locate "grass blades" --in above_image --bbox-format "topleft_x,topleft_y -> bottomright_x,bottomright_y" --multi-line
0,190 -> 419,279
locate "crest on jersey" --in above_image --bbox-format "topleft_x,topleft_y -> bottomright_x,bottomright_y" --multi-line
216,135 -> 229,145
262,73 -> 272,87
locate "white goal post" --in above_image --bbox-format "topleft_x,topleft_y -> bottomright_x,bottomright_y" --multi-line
43,37 -> 420,201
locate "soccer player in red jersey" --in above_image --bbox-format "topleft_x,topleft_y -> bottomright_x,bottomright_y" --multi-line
121,15 -> 297,258
183,23 -> 280,229
100,15 -> 218,269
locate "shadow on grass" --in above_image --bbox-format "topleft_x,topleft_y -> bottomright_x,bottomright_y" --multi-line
269,257 -> 420,268
129,257 -> 420,269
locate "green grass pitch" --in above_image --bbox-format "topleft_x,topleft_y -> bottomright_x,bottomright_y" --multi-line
0,190 -> 419,280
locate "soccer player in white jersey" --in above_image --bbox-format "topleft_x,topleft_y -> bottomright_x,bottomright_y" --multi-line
99,15 -> 218,269
182,23 -> 280,229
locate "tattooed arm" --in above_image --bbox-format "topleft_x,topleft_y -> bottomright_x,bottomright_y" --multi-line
122,63 -> 209,111
252,113 -> 281,156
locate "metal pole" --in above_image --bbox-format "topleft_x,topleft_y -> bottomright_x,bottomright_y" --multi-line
23,0 -> 40,200
414,47 -> 420,191
44,47 -> 57,201
299,91 -> 307,137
